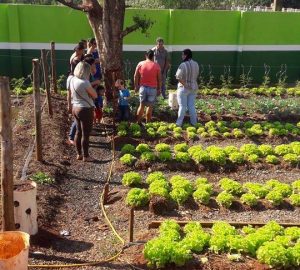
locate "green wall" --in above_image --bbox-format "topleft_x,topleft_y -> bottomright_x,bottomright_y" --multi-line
1,4 -> 300,84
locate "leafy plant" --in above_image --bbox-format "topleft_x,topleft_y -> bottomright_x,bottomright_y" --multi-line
219,178 -> 242,196
126,188 -> 149,207
120,144 -> 135,155
157,151 -> 172,162
256,241 -> 289,268
240,193 -> 258,207
266,190 -> 284,206
155,143 -> 171,152
146,172 -> 166,184
120,154 -> 136,165
193,189 -> 210,205
243,183 -> 268,198
175,152 -> 191,163
136,143 -> 151,153
141,151 -> 156,162
289,194 -> 300,206
216,191 -> 234,208
265,155 -> 280,164
30,172 -> 54,184
122,172 -> 142,186
174,143 -> 189,153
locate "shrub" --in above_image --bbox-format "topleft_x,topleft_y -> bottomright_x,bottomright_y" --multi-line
174,143 -> 189,153
122,172 -> 142,186
120,154 -> 136,165
219,178 -> 242,195
146,172 -> 166,184
136,143 -> 151,153
155,143 -> 171,152
126,188 -> 149,207
175,152 -> 191,163
265,155 -> 280,164
141,151 -> 156,162
121,144 -> 135,155
256,242 -> 289,268
240,193 -> 258,207
216,191 -> 234,208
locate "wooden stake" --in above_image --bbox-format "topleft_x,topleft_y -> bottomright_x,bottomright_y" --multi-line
0,76 -> 15,231
32,59 -> 43,161
50,41 -> 57,93
41,49 -> 53,116
103,183 -> 109,204
112,72 -> 116,128
148,220 -> 300,229
129,208 -> 134,242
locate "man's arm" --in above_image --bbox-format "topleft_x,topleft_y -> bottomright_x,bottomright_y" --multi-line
134,65 -> 141,93
157,69 -> 162,95
67,89 -> 72,114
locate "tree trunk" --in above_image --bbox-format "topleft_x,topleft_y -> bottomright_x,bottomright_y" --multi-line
273,0 -> 283,11
86,0 -> 125,100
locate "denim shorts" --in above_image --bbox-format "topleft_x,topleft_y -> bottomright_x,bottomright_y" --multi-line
139,86 -> 157,106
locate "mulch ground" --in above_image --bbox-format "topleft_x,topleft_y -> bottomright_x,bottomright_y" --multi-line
3,93 -> 300,269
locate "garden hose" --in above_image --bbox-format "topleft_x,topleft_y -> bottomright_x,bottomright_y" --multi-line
28,122 -> 126,268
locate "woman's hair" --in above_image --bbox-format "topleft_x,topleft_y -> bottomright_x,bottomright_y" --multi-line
83,56 -> 95,66
182,49 -> 193,62
88,37 -> 96,45
145,49 -> 154,60
74,61 -> 91,80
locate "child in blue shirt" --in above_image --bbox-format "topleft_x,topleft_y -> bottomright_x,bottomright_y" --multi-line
115,79 -> 130,121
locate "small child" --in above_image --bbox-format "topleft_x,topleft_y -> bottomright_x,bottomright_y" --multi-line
94,85 -> 105,125
115,79 -> 130,121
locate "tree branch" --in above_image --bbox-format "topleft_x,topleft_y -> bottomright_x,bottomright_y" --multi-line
121,15 -> 154,38
121,24 -> 140,38
56,0 -> 88,12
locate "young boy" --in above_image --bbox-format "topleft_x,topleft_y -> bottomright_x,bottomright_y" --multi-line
94,85 -> 105,125
115,79 -> 130,121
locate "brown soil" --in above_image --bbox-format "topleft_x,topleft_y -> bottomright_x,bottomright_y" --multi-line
13,182 -> 35,192
3,93 -> 300,270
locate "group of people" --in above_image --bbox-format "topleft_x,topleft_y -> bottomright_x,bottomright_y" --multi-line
67,36 -> 199,162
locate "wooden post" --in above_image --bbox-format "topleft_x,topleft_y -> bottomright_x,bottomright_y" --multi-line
50,41 -> 57,93
32,59 -> 43,161
0,76 -> 15,231
41,49 -> 53,116
129,208 -> 134,242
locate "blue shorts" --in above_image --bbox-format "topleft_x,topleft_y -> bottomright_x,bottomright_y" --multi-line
139,86 -> 157,106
